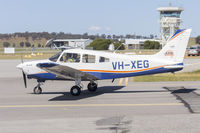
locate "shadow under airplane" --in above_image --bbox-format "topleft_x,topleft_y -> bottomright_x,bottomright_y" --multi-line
43,86 -> 168,101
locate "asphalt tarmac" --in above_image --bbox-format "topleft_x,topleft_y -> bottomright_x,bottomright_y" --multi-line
0,59 -> 200,133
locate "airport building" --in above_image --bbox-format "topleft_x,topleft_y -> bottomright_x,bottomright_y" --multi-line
45,39 -> 93,50
157,6 -> 184,46
124,4 -> 184,49
124,39 -> 161,49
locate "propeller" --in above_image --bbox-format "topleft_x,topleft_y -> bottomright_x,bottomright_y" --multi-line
21,54 -> 27,88
22,71 -> 27,88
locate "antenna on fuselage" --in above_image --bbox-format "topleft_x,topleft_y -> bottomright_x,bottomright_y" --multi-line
113,43 -> 124,53
21,54 -> 24,63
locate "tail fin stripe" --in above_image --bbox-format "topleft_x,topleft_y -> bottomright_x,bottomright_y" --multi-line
169,30 -> 185,41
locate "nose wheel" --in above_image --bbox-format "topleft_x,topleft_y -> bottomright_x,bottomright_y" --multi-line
34,86 -> 42,94
33,82 -> 43,94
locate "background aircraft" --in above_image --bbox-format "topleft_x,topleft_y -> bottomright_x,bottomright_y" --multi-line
17,29 -> 192,96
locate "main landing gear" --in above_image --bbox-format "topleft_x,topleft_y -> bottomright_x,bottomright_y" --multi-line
70,85 -> 81,96
70,79 -> 98,96
87,82 -> 97,92
70,78 -> 82,96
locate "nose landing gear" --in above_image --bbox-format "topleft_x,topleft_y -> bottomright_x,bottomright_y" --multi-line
33,82 -> 43,94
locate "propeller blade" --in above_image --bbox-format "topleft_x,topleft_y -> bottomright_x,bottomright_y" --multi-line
22,71 -> 27,88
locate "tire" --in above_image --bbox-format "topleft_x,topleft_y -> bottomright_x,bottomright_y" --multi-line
70,86 -> 81,96
87,83 -> 97,92
34,87 -> 42,94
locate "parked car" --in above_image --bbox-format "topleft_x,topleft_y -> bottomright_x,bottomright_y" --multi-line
188,46 -> 200,56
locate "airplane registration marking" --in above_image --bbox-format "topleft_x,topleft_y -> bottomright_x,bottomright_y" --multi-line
0,103 -> 183,108
112,60 -> 150,70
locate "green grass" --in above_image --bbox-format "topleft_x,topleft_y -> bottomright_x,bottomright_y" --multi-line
134,70 -> 200,82
0,53 -> 55,59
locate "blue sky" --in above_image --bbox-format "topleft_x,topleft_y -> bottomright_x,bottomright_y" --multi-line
0,0 -> 199,36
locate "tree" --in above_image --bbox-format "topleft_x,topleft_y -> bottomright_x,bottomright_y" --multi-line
38,43 -> 41,47
3,42 -> 10,47
20,42 -> 24,47
100,34 -> 106,39
144,40 -> 160,49
196,36 -> 200,44
25,42 -> 31,47
87,39 -> 112,50
107,35 -> 112,39
12,43 -> 16,47
150,34 -> 154,39
82,33 -> 88,39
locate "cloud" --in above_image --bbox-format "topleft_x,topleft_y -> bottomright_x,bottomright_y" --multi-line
88,26 -> 101,31
105,27 -> 111,31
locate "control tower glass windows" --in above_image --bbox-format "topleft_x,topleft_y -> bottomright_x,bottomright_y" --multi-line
160,11 -> 181,18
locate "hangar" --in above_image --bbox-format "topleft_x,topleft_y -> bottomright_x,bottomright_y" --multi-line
45,39 -> 93,50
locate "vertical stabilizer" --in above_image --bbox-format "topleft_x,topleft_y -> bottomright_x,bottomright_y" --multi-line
154,29 -> 192,63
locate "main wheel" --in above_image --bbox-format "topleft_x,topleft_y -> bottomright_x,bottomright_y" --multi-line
87,82 -> 97,92
33,86 -> 42,94
70,86 -> 81,96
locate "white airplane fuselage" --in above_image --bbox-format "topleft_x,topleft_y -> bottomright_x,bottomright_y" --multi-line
17,49 -> 183,81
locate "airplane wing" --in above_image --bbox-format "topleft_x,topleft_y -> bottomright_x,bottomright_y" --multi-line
36,62 -> 98,81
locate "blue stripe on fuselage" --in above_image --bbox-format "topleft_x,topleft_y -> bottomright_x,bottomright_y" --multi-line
86,67 -> 182,79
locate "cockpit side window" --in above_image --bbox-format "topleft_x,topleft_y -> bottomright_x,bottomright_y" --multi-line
99,56 -> 110,63
49,52 -> 62,62
82,54 -> 95,63
60,53 -> 80,63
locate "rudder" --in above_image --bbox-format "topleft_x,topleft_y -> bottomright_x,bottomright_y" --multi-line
154,29 -> 192,63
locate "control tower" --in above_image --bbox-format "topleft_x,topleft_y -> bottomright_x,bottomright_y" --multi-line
157,6 -> 184,46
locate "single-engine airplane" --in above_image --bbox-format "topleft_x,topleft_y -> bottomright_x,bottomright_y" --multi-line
17,29 -> 191,96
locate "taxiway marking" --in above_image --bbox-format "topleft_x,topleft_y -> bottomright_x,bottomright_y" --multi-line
0,103 -> 183,108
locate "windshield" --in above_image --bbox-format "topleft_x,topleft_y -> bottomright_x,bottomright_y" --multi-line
49,52 -> 62,62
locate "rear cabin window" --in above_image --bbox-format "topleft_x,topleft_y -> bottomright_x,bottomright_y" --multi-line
99,56 -> 110,63
60,53 -> 80,63
82,54 -> 95,63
